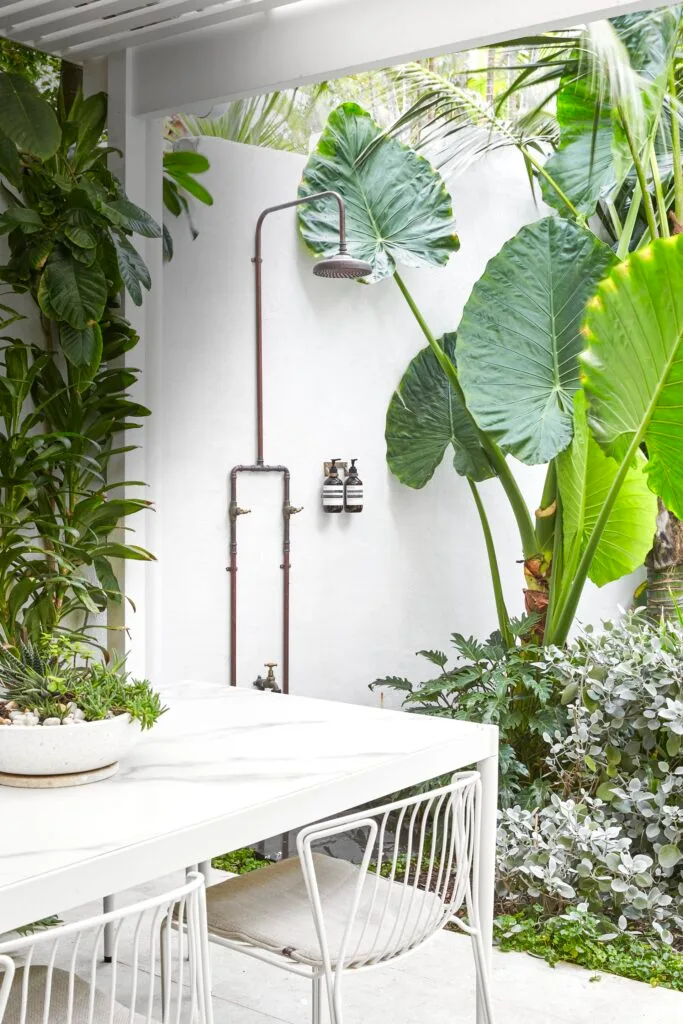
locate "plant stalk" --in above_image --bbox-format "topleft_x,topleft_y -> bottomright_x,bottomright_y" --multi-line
393,270 -> 537,560
670,71 -> 683,225
548,430 -> 644,645
468,479 -> 513,646
618,107 -> 658,242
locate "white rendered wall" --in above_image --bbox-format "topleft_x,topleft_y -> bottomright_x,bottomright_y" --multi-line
154,139 -> 639,704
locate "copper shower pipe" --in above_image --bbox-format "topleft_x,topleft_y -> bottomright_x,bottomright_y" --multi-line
229,192 -> 346,694
254,190 -> 346,464
229,466 -> 294,696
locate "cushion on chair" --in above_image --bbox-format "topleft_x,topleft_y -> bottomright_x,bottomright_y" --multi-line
1,966 -> 153,1024
205,853 -> 443,968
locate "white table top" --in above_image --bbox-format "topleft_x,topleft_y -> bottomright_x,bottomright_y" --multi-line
0,682 -> 497,934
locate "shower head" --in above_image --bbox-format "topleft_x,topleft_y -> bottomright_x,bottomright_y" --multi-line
313,249 -> 372,280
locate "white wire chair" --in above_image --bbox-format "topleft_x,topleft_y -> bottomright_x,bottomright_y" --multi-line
201,771 -> 494,1024
0,872 -> 213,1024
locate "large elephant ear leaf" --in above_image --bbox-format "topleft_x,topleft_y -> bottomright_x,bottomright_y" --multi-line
0,73 -> 61,160
580,235 -> 683,519
456,217 -> 616,466
557,392 -> 657,587
386,333 -> 494,487
298,102 -> 459,284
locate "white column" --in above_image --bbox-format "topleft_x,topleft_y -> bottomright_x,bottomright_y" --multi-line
85,52 -> 164,681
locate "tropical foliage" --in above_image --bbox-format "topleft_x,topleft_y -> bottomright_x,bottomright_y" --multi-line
297,12 -> 683,644
0,72 -> 159,645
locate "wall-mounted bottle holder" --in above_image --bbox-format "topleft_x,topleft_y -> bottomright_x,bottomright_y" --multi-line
321,458 -> 363,514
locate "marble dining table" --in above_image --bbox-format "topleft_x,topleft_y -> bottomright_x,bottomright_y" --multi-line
0,681 -> 498,1022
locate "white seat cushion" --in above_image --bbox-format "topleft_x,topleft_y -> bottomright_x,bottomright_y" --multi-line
1,966 -> 153,1024
205,854 -> 443,968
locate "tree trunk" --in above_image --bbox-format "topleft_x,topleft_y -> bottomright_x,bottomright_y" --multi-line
645,500 -> 683,622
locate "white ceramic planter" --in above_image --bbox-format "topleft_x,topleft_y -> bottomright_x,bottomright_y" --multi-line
0,714 -> 142,778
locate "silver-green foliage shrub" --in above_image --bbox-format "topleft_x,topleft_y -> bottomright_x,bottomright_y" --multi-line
497,612 -> 683,943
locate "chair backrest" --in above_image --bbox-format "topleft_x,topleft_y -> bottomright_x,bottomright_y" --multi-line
0,872 -> 213,1024
296,771 -> 481,973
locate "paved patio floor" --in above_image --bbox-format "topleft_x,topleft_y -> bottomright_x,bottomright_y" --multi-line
62,872 -> 681,1024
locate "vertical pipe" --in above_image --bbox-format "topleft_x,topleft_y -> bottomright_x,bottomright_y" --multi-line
229,468 -> 238,687
282,470 -> 290,695
253,228 -> 264,466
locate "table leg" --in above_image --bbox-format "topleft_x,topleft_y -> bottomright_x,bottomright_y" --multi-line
476,753 -> 498,1024
103,894 -> 114,963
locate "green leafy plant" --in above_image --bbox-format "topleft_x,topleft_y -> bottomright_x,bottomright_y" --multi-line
0,324 -> 152,643
0,72 -> 160,375
298,94 -> 683,645
0,634 -> 165,729
495,905 -> 683,989
371,618 -> 564,807
211,847 -> 268,875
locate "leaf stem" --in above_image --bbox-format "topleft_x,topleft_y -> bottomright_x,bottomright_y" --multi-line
548,430 -> 643,645
670,72 -> 683,225
618,107 -> 658,242
393,270 -> 537,559
468,479 -> 513,646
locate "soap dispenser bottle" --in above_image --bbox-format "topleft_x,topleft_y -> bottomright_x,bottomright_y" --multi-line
322,458 -> 344,513
344,458 -> 363,513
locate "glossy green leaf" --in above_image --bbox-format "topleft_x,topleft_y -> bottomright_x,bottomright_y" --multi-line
163,150 -> 210,174
112,233 -> 151,306
103,198 -> 162,238
557,392 -> 657,587
0,128 -> 21,187
457,217 -> 616,465
298,102 -> 459,283
39,248 -> 107,330
0,73 -> 61,159
59,322 -> 103,371
581,235 -> 683,519
541,79 -> 629,217
386,333 -> 494,487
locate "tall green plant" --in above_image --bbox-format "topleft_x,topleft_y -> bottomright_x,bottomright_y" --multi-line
0,75 -> 157,644
0,73 -> 160,376
298,101 -> 683,645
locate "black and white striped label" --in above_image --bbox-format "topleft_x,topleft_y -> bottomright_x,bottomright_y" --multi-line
345,486 -> 363,501
322,485 -> 344,506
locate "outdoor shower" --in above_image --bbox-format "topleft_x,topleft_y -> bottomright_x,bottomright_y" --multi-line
228,192 -> 371,693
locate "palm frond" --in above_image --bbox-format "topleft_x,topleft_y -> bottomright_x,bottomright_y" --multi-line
375,62 -> 557,177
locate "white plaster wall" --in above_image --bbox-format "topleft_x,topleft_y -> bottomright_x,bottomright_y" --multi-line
154,139 -> 639,704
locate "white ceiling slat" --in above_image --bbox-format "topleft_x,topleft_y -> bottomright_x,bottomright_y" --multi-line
59,0 -> 302,58
9,0 -> 180,41
24,0 -> 232,45
0,0 -> 78,31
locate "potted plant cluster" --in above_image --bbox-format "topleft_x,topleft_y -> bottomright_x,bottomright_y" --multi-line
0,635 -> 165,784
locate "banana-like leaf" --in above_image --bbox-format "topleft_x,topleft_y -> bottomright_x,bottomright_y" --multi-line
581,235 -> 683,519
39,248 -> 107,330
557,392 -> 657,587
457,217 -> 616,465
0,73 -> 61,160
386,333 -> 494,487
541,79 -> 629,217
59,323 -> 103,372
298,103 -> 459,283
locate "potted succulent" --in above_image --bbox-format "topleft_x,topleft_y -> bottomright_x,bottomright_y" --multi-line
0,635 -> 166,786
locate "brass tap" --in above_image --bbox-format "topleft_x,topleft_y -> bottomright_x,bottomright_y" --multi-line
230,503 -> 252,520
283,503 -> 303,518
253,662 -> 281,693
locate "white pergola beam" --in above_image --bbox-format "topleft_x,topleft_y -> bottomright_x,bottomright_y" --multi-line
56,0 -> 299,56
130,0 -> 680,117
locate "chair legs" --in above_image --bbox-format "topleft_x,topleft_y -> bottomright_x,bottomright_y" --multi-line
311,974 -> 323,1024
470,928 -> 495,1024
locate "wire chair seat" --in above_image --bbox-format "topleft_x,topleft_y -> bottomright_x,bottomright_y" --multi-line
205,852 -> 445,968
0,872 -> 214,1024
0,967 -> 150,1024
